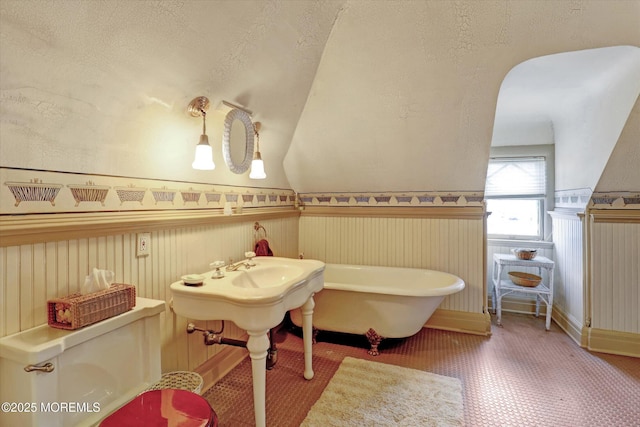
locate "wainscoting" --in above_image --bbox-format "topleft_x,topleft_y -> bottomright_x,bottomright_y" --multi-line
549,208 -> 640,356
298,206 -> 489,335
549,209 -> 585,345
588,209 -> 640,356
0,210 -> 300,373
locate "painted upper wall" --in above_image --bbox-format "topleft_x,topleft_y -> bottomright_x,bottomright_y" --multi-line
551,48 -> 640,192
284,0 -> 640,193
0,0 -> 344,189
596,96 -> 640,193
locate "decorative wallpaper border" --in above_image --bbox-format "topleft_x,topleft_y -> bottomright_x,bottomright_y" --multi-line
298,189 -> 640,210
555,188 -> 592,209
296,191 -> 484,207
589,191 -> 640,209
1,168 -> 295,215
554,188 -> 640,210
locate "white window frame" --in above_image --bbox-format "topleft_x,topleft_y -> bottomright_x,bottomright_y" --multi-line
485,151 -> 552,241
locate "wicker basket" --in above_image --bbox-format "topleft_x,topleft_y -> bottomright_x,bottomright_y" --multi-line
47,283 -> 136,330
146,371 -> 204,394
513,248 -> 537,260
508,271 -> 542,287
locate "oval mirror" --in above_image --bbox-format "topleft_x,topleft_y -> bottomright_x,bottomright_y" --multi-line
222,109 -> 254,174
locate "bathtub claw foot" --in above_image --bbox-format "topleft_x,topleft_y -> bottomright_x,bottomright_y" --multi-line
365,328 -> 383,356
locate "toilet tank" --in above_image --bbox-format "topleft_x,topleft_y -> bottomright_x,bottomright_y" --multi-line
0,297 -> 165,427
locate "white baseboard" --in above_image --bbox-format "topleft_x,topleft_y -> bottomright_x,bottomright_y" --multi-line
425,309 -> 492,336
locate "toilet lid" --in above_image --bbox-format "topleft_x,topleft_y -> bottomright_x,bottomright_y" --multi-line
100,389 -> 217,427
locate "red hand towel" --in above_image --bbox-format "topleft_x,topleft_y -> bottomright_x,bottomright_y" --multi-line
255,239 -> 273,256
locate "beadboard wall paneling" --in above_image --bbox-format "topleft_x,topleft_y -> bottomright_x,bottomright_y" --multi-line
299,214 -> 485,313
0,216 -> 299,374
591,220 -> 640,334
550,212 -> 584,332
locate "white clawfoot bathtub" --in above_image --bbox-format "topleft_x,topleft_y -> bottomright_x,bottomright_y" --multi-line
290,263 -> 465,355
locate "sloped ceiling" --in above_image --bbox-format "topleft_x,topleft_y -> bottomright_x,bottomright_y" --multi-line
1,0 -> 638,194
283,0 -> 640,193
596,96 -> 640,193
492,46 -> 640,191
0,0 -> 344,189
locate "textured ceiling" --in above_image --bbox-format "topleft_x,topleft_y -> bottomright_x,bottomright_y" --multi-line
1,0 -> 638,195
0,0 -> 344,188
283,0 -> 640,193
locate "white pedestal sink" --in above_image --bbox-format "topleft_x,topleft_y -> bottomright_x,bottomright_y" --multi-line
170,257 -> 325,427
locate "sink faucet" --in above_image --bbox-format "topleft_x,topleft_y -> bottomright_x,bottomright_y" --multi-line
226,252 -> 257,272
226,260 -> 251,271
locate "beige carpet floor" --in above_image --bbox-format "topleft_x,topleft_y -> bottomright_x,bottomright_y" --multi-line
301,356 -> 463,426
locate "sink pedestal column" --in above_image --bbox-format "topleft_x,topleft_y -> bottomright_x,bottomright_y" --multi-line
301,295 -> 315,380
246,295 -> 316,427
247,329 -> 270,427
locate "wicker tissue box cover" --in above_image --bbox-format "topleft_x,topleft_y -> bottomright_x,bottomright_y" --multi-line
47,283 -> 136,330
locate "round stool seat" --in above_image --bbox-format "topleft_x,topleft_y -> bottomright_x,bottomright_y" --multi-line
100,389 -> 218,427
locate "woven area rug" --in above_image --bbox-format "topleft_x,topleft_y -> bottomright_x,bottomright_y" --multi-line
301,356 -> 463,426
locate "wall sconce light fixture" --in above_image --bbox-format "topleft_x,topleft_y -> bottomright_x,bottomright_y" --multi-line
249,122 -> 266,179
188,96 -> 215,170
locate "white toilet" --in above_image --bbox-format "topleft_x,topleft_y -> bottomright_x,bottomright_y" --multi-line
0,297 -> 217,427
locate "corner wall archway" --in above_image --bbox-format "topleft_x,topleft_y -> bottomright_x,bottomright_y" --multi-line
491,45 -> 640,193
487,45 -> 640,352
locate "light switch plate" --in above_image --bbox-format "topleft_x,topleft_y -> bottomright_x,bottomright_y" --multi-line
136,233 -> 151,257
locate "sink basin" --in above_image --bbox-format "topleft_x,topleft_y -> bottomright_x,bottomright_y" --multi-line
231,265 -> 305,289
170,256 -> 325,331
169,256 -> 325,427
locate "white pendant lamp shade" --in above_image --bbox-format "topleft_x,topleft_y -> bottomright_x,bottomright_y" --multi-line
249,154 -> 266,179
188,96 -> 215,171
249,122 -> 266,179
192,135 -> 215,170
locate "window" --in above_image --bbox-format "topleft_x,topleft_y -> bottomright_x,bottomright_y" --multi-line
485,157 -> 546,240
